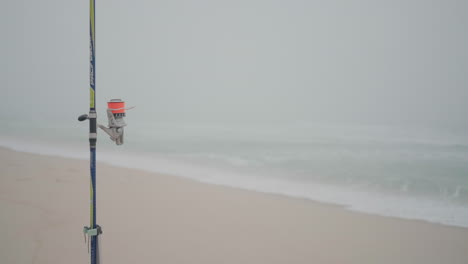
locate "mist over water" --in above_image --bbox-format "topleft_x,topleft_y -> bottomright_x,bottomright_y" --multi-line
2,0 -> 468,227
2,120 -> 468,227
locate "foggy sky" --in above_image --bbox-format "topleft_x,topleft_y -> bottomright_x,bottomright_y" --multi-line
2,0 -> 467,130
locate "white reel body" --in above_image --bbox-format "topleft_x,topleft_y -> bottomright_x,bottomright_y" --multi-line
98,99 -> 133,145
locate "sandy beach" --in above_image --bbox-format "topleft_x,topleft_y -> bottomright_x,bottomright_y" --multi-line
0,146 -> 467,264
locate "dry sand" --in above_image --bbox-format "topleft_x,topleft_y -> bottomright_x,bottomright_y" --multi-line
0,147 -> 467,264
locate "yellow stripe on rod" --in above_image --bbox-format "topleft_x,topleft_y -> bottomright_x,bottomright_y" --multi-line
90,0 -> 95,43
90,88 -> 95,109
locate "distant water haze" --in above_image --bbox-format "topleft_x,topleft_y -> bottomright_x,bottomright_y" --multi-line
2,1 -> 468,227
2,0 -> 468,132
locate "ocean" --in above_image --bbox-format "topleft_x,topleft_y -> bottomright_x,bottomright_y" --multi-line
1,119 -> 468,228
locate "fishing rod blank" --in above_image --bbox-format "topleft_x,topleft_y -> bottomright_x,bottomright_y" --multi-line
77,1 -> 132,263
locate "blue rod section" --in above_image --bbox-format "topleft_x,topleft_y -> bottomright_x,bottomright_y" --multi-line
90,148 -> 97,264
89,1 -> 99,264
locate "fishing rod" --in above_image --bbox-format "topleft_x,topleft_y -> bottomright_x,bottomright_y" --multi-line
78,1 -> 132,263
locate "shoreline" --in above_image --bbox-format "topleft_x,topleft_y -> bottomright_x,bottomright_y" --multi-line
1,138 -> 468,229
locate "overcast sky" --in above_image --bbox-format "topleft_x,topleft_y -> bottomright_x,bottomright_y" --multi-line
2,0 -> 467,131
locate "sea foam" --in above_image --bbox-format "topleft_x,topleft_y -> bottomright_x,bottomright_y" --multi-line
1,135 -> 468,228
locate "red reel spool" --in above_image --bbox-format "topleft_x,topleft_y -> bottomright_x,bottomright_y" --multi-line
107,99 -> 125,114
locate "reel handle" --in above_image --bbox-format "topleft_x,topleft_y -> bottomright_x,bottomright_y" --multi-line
78,114 -> 89,121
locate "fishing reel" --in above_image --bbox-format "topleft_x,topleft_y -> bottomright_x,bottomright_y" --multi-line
78,99 -> 133,145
